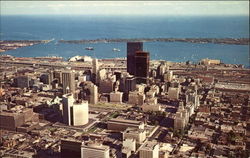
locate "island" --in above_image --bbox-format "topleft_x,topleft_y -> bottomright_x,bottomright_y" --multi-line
0,40 -> 52,53
58,38 -> 250,45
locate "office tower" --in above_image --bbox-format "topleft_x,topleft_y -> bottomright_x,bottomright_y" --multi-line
92,58 -> 99,75
53,70 -> 63,84
159,64 -> 166,76
72,101 -> 89,126
110,91 -> 123,103
139,141 -> 159,158
128,91 -> 145,105
123,127 -> 146,144
49,70 -> 54,83
174,102 -> 188,132
0,108 -> 39,131
85,82 -> 98,104
125,76 -> 136,93
62,94 -> 89,126
114,71 -> 122,81
61,139 -> 82,158
78,75 -> 87,83
123,76 -> 137,101
62,70 -> 76,94
123,138 -> 136,152
81,142 -> 110,158
135,51 -> 150,83
14,76 -> 30,88
89,84 -> 98,105
62,94 -> 74,125
92,58 -> 99,84
127,42 -> 143,75
163,71 -> 173,82
168,87 -> 179,100
99,78 -> 114,93
122,138 -> 136,158
40,73 -> 51,85
0,86 -> 4,97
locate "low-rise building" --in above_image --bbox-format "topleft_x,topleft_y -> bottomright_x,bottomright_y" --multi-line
123,127 -> 146,144
61,139 -> 82,158
107,118 -> 145,131
141,103 -> 161,112
123,138 -> 136,152
110,91 -> 123,103
128,91 -> 145,105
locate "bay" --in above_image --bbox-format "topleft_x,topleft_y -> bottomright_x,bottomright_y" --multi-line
0,15 -> 249,66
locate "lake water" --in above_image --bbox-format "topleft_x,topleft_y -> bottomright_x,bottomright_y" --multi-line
0,15 -> 249,66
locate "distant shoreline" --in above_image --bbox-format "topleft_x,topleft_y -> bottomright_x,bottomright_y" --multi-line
0,40 -> 53,52
58,38 -> 250,45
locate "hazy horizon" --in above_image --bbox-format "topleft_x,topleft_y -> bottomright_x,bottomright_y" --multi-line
1,1 -> 249,16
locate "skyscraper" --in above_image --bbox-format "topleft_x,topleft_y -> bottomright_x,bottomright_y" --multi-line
62,94 -> 89,126
72,101 -> 89,126
85,82 -> 98,104
127,42 -> 143,75
135,51 -> 150,83
92,58 -> 99,84
62,94 -> 74,125
62,70 -> 76,94
92,58 -> 99,75
125,76 -> 136,93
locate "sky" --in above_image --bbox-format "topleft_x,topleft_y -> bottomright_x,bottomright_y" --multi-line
0,1 -> 249,16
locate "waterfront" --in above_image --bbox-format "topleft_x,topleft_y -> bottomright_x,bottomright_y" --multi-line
1,40 -> 249,66
0,15 -> 249,66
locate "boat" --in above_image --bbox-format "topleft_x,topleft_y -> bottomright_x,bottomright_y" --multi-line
112,48 -> 120,52
85,47 -> 94,50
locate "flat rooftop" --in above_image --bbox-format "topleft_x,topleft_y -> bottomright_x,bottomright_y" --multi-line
140,141 -> 158,151
108,118 -> 142,125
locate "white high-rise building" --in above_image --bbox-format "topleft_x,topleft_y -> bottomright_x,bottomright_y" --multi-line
62,94 -> 89,126
62,94 -> 74,125
81,142 -> 110,158
72,101 -> 89,126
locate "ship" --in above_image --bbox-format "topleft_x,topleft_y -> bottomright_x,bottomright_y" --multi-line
112,48 -> 120,52
85,47 -> 94,50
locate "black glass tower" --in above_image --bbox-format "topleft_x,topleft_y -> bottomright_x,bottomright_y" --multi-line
127,42 -> 143,75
